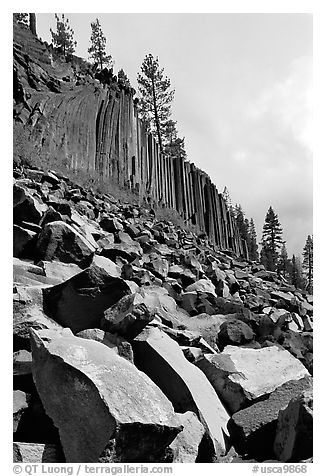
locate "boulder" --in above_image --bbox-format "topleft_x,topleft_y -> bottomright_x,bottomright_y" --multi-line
175,312 -> 226,350
195,345 -> 310,414
132,327 -> 230,458
13,285 -> 62,351
43,264 -> 131,333
273,389 -> 313,462
13,390 -> 30,432
168,265 -> 197,286
76,329 -> 134,362
169,411 -> 205,462
102,293 -> 156,339
145,255 -> 169,279
13,442 -> 65,463
30,329 -> 181,463
37,260 -> 82,284
217,319 -> 254,348
14,183 -> 46,224
228,376 -> 312,460
13,349 -> 32,376
99,216 -> 123,233
100,242 -> 142,263
93,254 -> 121,277
13,225 -> 37,258
186,279 -> 217,297
36,221 -> 96,268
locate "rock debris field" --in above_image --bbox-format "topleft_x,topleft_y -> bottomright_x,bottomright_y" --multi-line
13,166 -> 313,463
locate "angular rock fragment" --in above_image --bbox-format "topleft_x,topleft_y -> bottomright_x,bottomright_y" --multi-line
43,264 -> 131,333
92,254 -> 121,277
273,389 -> 313,462
102,293 -> 155,339
228,376 -> 312,460
36,220 -> 96,268
217,319 -> 254,348
13,390 -> 30,432
169,411 -> 205,462
14,183 -> 46,224
132,327 -> 230,458
13,225 -> 37,258
196,345 -> 310,413
76,328 -> 134,362
13,442 -> 65,463
13,285 -> 62,351
36,260 -> 82,284
30,329 -> 181,462
186,278 -> 217,297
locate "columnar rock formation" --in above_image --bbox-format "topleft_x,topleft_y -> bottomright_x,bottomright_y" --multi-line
13,21 -> 246,257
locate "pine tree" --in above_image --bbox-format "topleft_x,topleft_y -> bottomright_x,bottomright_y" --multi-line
291,255 -> 305,289
137,54 -> 175,154
277,242 -> 289,278
302,235 -> 313,293
118,69 -> 131,88
50,14 -> 77,58
88,18 -> 113,70
29,13 -> 37,36
248,218 -> 259,261
222,187 -> 235,218
260,206 -> 283,271
235,205 -> 249,244
13,13 -> 29,25
163,119 -> 187,160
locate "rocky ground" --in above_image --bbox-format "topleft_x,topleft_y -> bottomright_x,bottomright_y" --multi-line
13,164 -> 313,463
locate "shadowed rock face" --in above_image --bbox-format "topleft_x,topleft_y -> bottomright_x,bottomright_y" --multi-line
42,264 -> 131,333
273,389 -> 313,462
30,328 -> 181,463
227,376 -> 312,460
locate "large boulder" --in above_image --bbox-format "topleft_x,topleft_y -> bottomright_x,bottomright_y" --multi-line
132,327 -> 230,459
35,221 -> 96,268
30,329 -> 181,463
228,376 -> 312,460
273,388 -> 313,462
37,260 -> 83,284
195,345 -> 310,413
43,264 -> 131,333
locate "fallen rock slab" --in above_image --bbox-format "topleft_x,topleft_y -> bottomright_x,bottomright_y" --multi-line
30,329 -> 181,463
228,376 -> 312,460
195,345 -> 310,413
43,264 -> 131,333
13,442 -> 65,463
132,327 -> 230,458
273,388 -> 313,462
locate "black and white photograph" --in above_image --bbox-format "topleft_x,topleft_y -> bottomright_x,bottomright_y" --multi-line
11,4 -> 315,472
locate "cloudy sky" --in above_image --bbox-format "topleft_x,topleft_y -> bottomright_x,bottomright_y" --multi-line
36,13 -> 313,257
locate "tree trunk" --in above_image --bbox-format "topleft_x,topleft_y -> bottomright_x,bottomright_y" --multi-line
29,13 -> 36,36
151,76 -> 164,155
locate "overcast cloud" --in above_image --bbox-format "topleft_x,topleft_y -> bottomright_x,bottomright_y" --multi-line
36,13 -> 313,257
